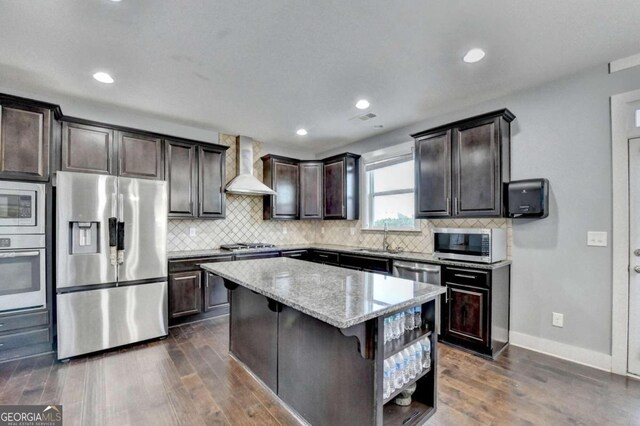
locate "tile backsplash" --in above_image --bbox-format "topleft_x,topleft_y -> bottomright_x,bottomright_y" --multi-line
167,134 -> 513,256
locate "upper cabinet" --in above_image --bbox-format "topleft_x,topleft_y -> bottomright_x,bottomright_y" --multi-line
0,96 -> 58,181
412,109 -> 514,218
117,131 -> 163,179
61,119 -> 163,180
323,153 -> 360,220
299,161 -> 323,219
262,155 -> 299,220
198,145 -> 226,218
166,140 -> 227,219
61,122 -> 114,174
261,153 -> 359,221
166,140 -> 197,217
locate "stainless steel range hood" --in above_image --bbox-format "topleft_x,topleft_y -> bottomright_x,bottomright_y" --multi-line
225,135 -> 276,196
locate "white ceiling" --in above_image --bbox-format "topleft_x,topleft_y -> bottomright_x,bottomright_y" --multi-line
1,1 -> 640,152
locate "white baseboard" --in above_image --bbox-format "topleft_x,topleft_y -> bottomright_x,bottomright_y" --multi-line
509,331 -> 612,372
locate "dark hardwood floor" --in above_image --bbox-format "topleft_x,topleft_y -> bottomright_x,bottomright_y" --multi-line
0,316 -> 638,425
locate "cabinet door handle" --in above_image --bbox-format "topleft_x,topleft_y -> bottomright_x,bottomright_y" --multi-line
454,273 -> 477,279
444,286 -> 448,303
454,197 -> 458,215
446,197 -> 450,214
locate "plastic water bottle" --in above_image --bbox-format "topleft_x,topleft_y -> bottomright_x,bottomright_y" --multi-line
422,338 -> 431,369
383,317 -> 390,343
402,349 -> 412,383
396,312 -> 405,339
387,358 -> 396,395
383,359 -> 391,399
405,308 -> 415,331
414,305 -> 422,329
392,353 -> 404,389
414,342 -> 423,375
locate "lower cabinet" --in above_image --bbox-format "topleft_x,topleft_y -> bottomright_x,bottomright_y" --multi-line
168,271 -> 202,319
440,265 -> 510,358
204,272 -> 229,312
0,309 -> 52,361
168,255 -> 233,325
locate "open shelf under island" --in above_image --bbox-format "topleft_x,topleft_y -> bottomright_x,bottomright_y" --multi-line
201,257 -> 446,426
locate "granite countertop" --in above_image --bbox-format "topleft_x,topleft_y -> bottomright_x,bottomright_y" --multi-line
201,257 -> 447,329
169,243 -> 511,270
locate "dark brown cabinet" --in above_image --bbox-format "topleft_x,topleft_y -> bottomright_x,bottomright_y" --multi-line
168,271 -> 202,319
299,161 -> 323,219
0,98 -> 55,181
415,130 -> 451,217
323,153 -> 360,220
61,119 -> 164,180
168,254 -> 233,325
261,152 -> 358,221
166,140 -> 197,216
198,145 -> 226,218
412,109 -> 514,218
166,142 -> 227,219
262,155 -> 299,220
117,131 -> 163,179
440,265 -> 510,358
204,272 -> 229,312
62,122 -> 114,174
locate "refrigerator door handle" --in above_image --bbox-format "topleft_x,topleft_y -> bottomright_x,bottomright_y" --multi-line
111,193 -> 117,218
117,194 -> 125,265
109,217 -> 118,266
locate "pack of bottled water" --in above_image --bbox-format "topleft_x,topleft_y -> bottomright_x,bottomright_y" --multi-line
382,338 -> 431,400
383,305 -> 423,344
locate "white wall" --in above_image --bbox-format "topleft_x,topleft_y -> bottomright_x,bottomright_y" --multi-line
319,64 -> 640,363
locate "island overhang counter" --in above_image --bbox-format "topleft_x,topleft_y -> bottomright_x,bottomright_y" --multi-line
200,257 -> 446,426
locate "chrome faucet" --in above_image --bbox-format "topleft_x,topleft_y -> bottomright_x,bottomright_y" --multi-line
382,222 -> 390,251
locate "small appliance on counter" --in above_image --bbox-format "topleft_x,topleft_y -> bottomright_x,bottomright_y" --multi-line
432,228 -> 506,264
56,172 -> 168,359
507,178 -> 549,218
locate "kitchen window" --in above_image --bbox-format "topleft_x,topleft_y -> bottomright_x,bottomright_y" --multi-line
362,142 -> 418,231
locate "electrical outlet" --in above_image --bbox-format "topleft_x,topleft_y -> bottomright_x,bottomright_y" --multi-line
552,312 -> 564,328
587,231 -> 607,247
321,227 -> 325,234
189,227 -> 197,237
350,227 -> 356,236
283,226 -> 287,235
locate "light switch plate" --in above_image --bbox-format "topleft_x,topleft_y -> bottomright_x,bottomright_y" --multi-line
283,226 -> 287,235
587,231 -> 607,247
189,227 -> 197,237
350,227 -> 356,236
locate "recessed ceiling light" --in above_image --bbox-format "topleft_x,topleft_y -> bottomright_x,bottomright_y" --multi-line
296,128 -> 308,136
355,99 -> 370,110
93,72 -> 114,84
110,0 -> 122,2
463,48 -> 485,63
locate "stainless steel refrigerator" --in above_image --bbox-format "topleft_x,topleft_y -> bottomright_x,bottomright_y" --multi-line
56,171 -> 168,359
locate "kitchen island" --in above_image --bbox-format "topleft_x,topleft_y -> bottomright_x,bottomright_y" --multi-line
201,257 -> 446,426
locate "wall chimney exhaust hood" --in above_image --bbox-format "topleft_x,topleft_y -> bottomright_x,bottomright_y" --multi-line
225,136 -> 277,196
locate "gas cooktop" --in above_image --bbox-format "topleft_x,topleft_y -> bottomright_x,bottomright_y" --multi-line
219,242 -> 277,251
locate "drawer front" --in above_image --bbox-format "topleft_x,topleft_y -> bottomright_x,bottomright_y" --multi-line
443,266 -> 490,288
339,254 -> 391,274
0,311 -> 48,333
234,252 -> 280,261
0,327 -> 50,351
169,255 -> 234,273
281,250 -> 308,259
310,250 -> 339,265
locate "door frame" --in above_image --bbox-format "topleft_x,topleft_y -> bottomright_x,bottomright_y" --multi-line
611,88 -> 640,375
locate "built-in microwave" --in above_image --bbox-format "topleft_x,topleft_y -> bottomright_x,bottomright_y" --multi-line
432,228 -> 507,264
0,181 -> 45,235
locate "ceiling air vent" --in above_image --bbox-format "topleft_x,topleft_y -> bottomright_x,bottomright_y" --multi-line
358,112 -> 377,121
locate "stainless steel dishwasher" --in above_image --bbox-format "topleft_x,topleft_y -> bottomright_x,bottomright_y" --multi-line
393,261 -> 442,334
